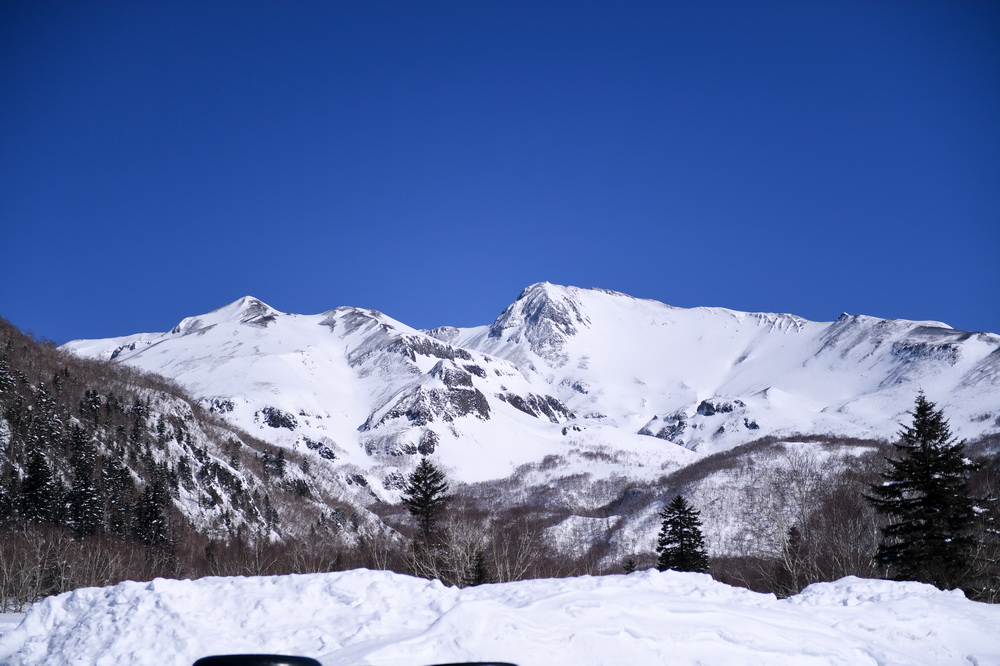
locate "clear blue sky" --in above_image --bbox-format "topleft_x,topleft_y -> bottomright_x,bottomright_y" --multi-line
2,1 -> 998,343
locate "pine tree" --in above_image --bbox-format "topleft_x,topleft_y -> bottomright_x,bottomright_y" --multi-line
656,495 -> 710,573
867,393 -> 979,590
402,457 -> 450,540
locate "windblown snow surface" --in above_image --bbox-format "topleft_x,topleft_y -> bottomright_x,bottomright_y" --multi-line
0,569 -> 997,666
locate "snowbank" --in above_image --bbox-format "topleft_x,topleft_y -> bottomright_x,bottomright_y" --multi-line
0,570 -> 996,665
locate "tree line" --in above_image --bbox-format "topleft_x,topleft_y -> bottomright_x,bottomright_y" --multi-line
394,394 -> 998,602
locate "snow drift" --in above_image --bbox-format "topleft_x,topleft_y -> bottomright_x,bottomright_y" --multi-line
1,569 -> 997,665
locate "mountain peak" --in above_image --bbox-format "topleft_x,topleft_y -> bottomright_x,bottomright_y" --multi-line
487,282 -> 591,365
491,283 -> 587,334
171,296 -> 280,335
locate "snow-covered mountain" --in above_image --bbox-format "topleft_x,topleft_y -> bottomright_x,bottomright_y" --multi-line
63,283 -> 1000,498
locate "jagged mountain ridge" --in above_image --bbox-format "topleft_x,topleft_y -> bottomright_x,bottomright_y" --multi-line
63,283 -> 1000,498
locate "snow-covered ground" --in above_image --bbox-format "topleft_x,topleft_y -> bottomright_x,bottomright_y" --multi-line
0,569 -> 996,665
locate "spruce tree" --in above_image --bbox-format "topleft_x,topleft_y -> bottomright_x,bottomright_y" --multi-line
656,494 -> 710,573
102,456 -> 136,536
867,393 -> 979,590
402,457 -> 450,540
134,482 -> 169,547
19,448 -> 65,525
68,471 -> 103,537
66,425 -> 104,536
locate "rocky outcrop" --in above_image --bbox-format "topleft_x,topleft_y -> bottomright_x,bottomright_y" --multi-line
638,414 -> 687,443
487,283 -> 591,365
362,385 -> 491,431
496,392 -> 574,423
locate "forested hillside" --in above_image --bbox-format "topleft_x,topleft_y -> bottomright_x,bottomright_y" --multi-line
0,317 -> 374,609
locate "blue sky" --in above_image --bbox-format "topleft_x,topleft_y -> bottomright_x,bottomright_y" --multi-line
2,1 -> 998,344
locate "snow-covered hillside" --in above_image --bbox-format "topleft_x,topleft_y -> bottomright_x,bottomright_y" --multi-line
1,569 -> 997,665
62,283 -> 1000,497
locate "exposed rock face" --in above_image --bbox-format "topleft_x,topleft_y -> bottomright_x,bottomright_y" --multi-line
362,386 -> 491,431
303,437 -> 337,460
110,341 -> 141,359
384,336 -> 474,364
417,429 -> 439,455
890,340 -> 961,365
487,283 -> 591,366
638,414 -> 687,443
171,297 -> 279,336
424,325 -> 461,344
236,299 -> 278,328
429,361 -> 474,388
360,427 -> 445,457
259,406 -> 298,430
496,392 -> 574,423
320,307 -> 391,336
697,399 -> 744,417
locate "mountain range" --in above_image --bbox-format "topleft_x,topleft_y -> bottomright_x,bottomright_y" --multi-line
63,282 -> 1000,502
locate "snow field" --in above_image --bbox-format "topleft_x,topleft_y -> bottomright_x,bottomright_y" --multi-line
0,569 -> 997,666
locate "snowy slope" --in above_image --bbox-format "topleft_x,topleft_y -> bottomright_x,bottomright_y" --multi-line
445,284 -> 1000,454
1,569 -> 997,665
63,285 -> 1000,493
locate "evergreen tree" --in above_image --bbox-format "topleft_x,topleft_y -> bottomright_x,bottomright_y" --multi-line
656,495 -> 710,573
275,449 -> 287,477
0,463 -> 15,525
775,525 -> 807,597
402,457 -> 450,540
134,481 -> 169,547
867,393 -> 979,590
463,549 -> 492,587
102,456 -> 136,536
79,389 -> 102,426
66,425 -> 104,536
19,448 -> 65,525
0,357 -> 15,396
68,470 -> 103,537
